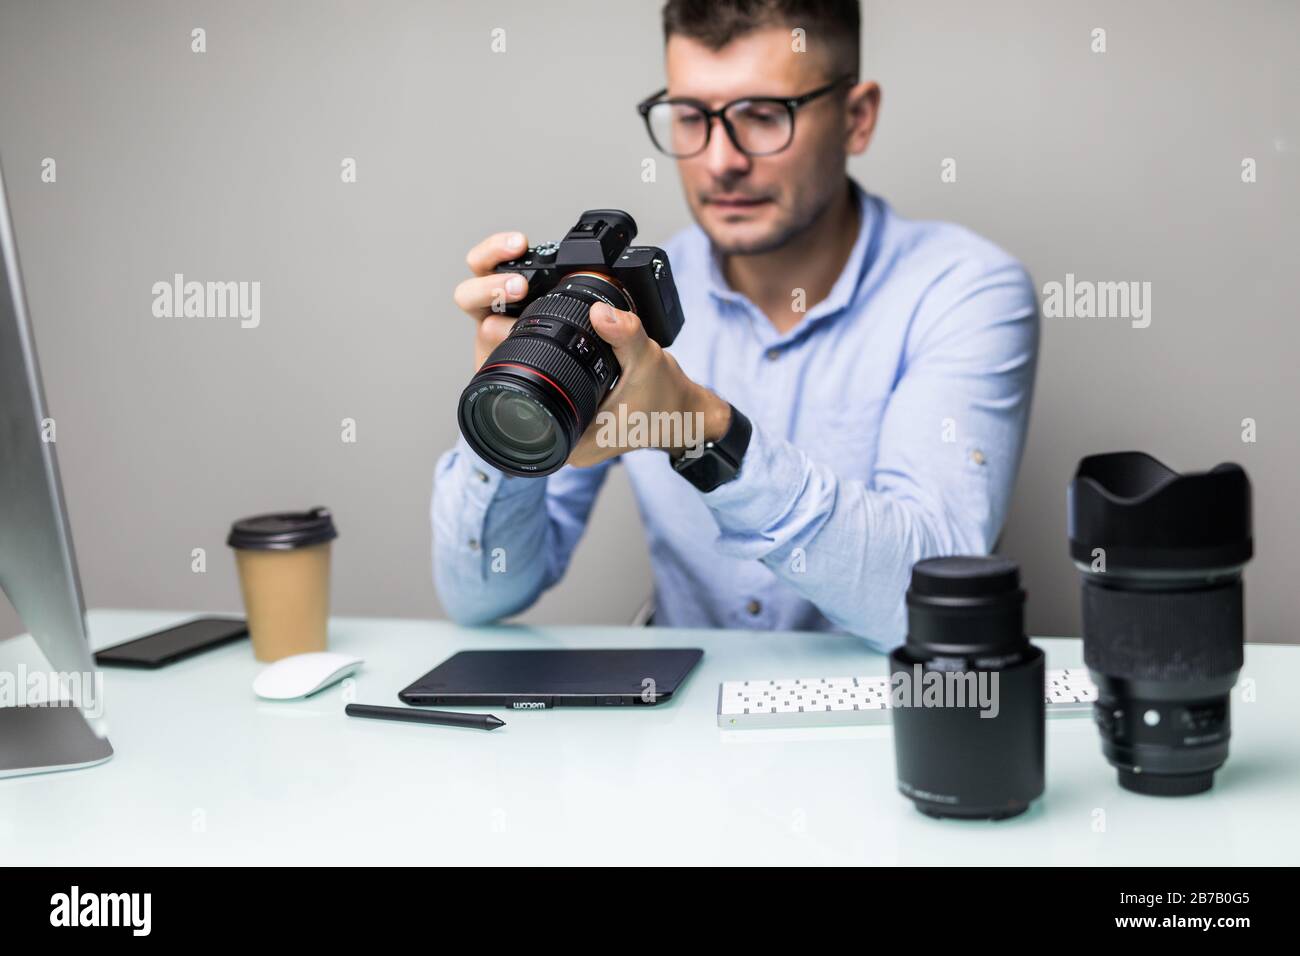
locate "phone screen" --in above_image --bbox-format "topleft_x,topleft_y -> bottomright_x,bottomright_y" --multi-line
95,617 -> 248,668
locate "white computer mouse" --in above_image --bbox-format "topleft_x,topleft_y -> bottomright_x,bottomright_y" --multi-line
253,651 -> 364,701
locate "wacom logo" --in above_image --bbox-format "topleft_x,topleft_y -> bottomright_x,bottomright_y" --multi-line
512,701 -> 547,710
50,886 -> 151,936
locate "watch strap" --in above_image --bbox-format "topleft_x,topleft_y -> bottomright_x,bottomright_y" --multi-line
672,403 -> 752,492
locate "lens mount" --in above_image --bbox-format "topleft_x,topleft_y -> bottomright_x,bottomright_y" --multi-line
1091,671 -> 1234,796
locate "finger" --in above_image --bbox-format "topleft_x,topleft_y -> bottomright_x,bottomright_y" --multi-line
589,302 -> 649,364
474,314 -> 519,370
465,231 -> 529,277
478,314 -> 517,346
453,272 -> 529,317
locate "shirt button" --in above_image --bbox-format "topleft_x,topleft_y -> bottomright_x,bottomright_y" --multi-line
474,469 -> 489,483
765,348 -> 780,361
970,449 -> 986,466
467,538 -> 481,552
746,599 -> 762,616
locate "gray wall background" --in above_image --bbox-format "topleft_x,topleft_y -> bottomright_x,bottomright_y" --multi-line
1,0 -> 1295,645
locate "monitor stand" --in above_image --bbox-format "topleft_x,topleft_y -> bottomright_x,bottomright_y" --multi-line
0,703 -> 113,778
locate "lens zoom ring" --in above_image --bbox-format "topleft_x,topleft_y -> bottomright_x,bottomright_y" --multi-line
484,334 -> 600,434
522,292 -> 597,335
1082,580 -> 1244,680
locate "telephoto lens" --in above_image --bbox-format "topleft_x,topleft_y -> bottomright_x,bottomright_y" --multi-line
1069,452 -> 1253,796
890,556 -> 1045,820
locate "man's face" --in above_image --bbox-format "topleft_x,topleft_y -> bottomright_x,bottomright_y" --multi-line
664,27 -> 851,255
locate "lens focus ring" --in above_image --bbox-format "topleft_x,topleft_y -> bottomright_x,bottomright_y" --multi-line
1082,579 -> 1244,681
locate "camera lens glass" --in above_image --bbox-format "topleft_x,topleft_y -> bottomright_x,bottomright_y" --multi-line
1069,452 -> 1253,796
472,390 -> 558,465
458,273 -> 631,476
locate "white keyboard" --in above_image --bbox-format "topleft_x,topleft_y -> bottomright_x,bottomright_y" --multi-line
717,668 -> 1098,729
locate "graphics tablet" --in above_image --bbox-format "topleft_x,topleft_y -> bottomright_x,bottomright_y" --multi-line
398,648 -> 704,709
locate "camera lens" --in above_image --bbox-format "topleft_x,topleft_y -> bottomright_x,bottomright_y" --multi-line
1069,452 -> 1253,796
890,556 -> 1045,820
473,390 -> 558,464
458,273 -> 631,476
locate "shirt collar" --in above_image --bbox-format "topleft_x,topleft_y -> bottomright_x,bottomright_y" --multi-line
701,178 -> 875,336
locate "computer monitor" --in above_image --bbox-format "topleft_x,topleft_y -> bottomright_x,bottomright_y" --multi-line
0,159 -> 113,777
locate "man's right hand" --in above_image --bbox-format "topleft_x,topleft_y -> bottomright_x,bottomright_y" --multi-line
452,231 -> 532,370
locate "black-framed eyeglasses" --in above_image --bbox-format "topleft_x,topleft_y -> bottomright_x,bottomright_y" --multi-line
637,75 -> 855,158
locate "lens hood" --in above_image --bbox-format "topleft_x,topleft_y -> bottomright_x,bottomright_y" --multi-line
1068,451 -> 1252,573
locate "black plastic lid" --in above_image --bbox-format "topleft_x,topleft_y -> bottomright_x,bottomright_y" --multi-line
227,507 -> 337,551
905,556 -> 1027,657
908,555 -> 1020,601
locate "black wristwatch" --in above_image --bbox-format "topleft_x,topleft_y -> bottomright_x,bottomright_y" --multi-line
671,403 -> 752,492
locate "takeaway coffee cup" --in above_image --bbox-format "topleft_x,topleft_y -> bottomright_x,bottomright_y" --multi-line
227,507 -> 338,662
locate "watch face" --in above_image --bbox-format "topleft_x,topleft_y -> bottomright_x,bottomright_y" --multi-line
683,456 -> 725,491
675,442 -> 735,491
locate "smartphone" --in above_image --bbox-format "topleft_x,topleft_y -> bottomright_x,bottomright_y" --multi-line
95,616 -> 249,669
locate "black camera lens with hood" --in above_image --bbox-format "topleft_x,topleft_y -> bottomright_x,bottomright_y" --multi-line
1069,451 -> 1253,796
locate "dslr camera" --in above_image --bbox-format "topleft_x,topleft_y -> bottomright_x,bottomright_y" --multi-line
458,209 -> 684,476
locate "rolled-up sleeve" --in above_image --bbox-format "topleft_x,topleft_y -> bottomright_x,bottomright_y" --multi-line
697,260 -> 1039,650
432,434 -> 615,625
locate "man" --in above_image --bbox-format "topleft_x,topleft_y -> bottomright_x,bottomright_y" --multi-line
433,0 -> 1038,651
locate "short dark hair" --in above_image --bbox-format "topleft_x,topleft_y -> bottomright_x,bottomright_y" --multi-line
661,0 -> 860,78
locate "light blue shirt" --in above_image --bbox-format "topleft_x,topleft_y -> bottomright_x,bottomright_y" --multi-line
432,181 -> 1039,651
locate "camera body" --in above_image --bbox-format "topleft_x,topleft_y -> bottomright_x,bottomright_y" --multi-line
492,209 -> 683,347
459,209 -> 684,477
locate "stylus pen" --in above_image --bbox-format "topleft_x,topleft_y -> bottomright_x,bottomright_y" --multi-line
345,703 -> 505,731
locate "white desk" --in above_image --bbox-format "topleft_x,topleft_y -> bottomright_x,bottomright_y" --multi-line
1,609 -> 1297,865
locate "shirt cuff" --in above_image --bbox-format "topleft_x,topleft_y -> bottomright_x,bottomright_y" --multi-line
697,420 -> 813,559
